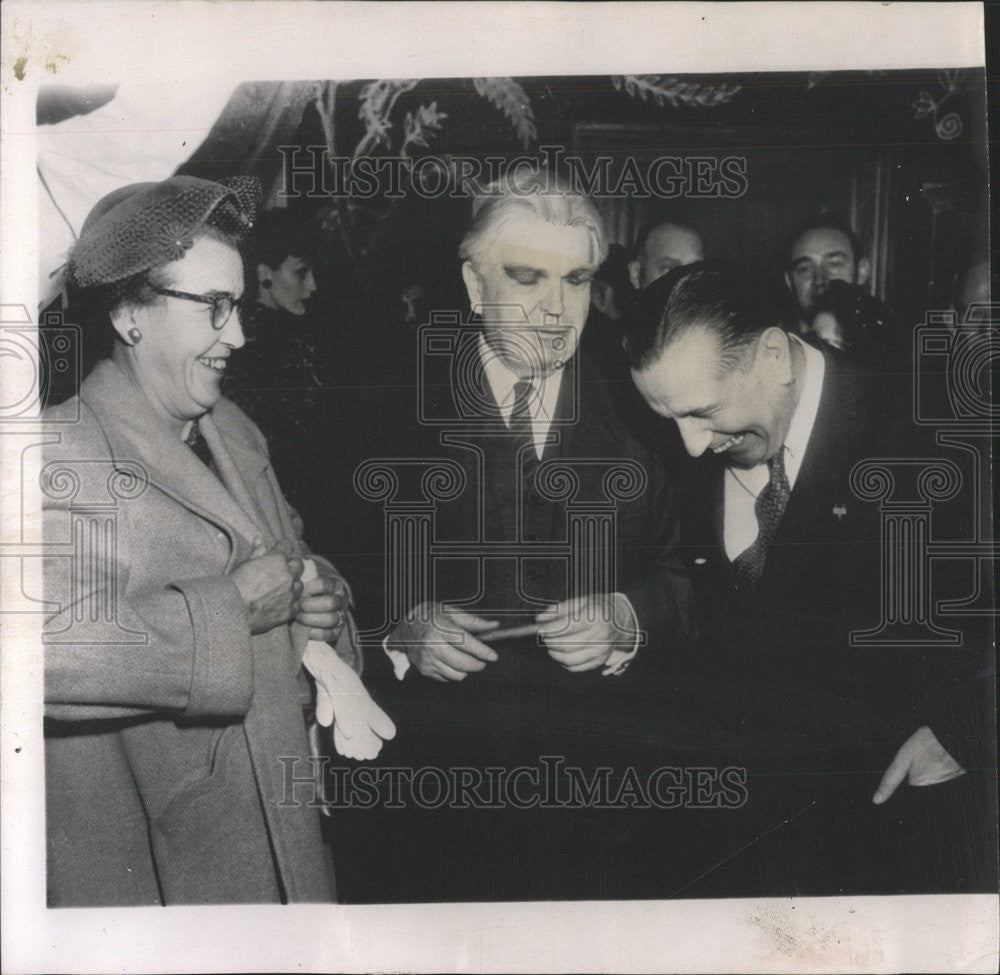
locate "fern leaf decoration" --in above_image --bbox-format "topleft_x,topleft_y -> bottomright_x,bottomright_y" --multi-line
473,77 -> 537,148
401,102 -> 448,156
357,79 -> 419,155
612,75 -> 741,108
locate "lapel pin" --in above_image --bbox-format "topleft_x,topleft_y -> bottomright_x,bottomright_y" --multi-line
833,504 -> 847,522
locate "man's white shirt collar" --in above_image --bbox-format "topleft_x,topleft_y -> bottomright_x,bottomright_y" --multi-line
478,332 -> 565,459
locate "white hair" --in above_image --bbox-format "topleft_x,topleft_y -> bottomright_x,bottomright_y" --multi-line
458,166 -> 608,270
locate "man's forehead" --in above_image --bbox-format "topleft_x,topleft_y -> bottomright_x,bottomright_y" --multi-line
641,328 -> 728,406
791,227 -> 854,260
480,215 -> 599,269
647,224 -> 699,255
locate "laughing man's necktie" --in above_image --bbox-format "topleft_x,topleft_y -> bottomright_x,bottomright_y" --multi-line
731,447 -> 791,595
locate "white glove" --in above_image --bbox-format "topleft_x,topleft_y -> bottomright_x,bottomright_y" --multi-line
300,560 -> 396,760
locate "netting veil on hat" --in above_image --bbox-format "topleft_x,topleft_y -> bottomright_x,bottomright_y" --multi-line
68,175 -> 262,288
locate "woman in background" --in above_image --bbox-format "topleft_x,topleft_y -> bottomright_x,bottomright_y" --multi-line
224,208 -> 324,509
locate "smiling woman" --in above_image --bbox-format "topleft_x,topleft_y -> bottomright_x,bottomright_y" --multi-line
43,176 -> 362,906
110,236 -> 247,431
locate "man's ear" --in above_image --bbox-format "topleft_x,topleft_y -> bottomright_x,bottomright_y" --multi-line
109,303 -> 139,344
461,260 -> 483,312
856,257 -> 871,287
628,260 -> 642,292
783,270 -> 793,293
590,281 -> 613,317
757,326 -> 794,384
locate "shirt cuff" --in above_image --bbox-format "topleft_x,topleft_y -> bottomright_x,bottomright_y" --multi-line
602,592 -> 640,677
383,634 -> 411,681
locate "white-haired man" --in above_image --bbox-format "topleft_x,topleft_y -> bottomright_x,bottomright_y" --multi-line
370,168 -> 693,902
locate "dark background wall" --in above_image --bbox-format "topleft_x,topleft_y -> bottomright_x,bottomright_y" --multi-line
168,69 -> 991,335
273,70 -> 988,330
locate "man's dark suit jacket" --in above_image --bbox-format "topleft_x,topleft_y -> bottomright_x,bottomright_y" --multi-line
333,330 -> 696,902
384,331 -> 693,758
669,344 -> 994,895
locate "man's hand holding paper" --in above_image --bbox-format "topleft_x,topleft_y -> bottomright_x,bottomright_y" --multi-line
386,601 -> 501,682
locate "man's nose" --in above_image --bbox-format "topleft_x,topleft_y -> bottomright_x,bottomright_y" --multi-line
675,418 -> 712,457
221,306 -> 246,350
540,279 -> 564,317
304,271 -> 317,295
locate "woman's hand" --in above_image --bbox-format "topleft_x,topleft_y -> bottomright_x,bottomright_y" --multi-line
231,538 -> 304,634
298,571 -> 350,642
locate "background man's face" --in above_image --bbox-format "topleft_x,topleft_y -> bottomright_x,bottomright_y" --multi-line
630,224 -> 704,291
630,325 -> 796,469
786,227 -> 869,315
462,213 -> 599,378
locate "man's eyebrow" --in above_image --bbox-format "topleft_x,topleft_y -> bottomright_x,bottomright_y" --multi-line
821,250 -> 850,260
504,263 -> 546,277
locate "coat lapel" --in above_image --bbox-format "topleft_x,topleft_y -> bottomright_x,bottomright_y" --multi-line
768,348 -> 848,551
694,457 -> 731,590
545,354 -> 581,461
198,412 -> 274,542
80,360 -> 269,553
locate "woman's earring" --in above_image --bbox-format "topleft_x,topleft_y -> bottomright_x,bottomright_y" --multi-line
127,327 -> 142,345
261,278 -> 272,289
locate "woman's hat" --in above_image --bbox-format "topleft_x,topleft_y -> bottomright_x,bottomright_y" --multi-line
68,175 -> 262,288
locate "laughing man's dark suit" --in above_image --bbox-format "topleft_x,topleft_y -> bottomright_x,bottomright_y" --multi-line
672,344 -> 994,896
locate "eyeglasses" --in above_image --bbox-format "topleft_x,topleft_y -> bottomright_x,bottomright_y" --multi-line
151,287 -> 239,330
